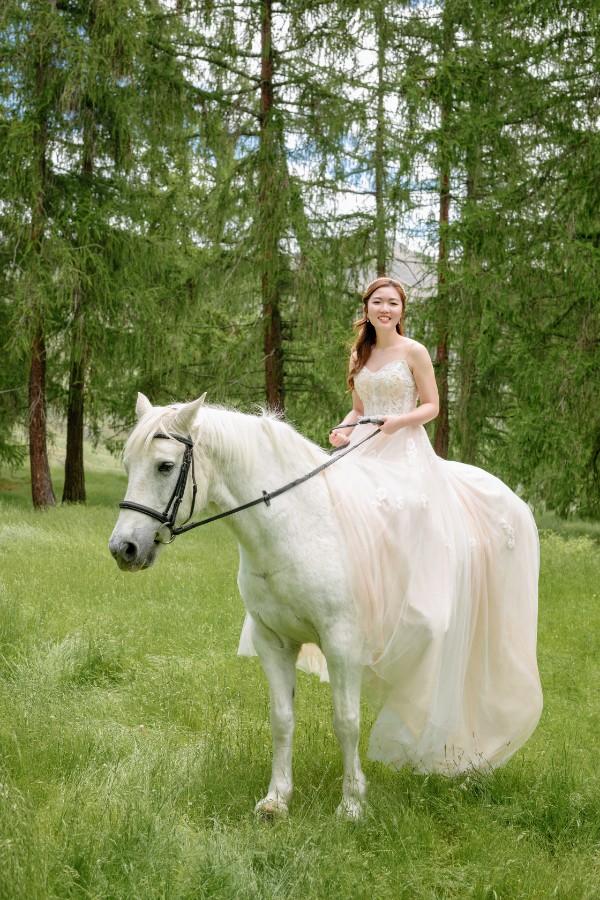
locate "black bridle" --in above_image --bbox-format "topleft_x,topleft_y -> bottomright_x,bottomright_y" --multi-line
118,419 -> 383,544
119,433 -> 198,544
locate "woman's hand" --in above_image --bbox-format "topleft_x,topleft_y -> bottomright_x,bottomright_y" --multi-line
329,429 -> 351,448
378,415 -> 404,435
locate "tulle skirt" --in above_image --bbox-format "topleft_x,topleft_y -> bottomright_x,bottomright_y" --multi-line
240,422 -> 543,774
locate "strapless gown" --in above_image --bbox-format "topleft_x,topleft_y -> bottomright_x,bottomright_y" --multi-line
240,359 -> 543,774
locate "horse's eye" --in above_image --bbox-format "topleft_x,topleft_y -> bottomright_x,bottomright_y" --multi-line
158,461 -> 175,474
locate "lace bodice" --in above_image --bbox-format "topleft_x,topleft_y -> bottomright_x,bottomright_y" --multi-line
354,359 -> 418,417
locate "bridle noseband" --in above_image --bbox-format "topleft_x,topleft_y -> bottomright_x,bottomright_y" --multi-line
118,418 -> 383,545
119,433 -> 197,544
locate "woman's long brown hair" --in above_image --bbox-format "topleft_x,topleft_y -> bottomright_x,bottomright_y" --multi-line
348,277 -> 407,391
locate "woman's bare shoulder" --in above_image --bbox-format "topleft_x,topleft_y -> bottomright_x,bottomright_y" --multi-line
404,338 -> 432,364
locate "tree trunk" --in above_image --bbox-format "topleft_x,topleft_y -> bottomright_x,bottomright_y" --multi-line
63,98 -> 95,504
259,0 -> 285,410
456,139 -> 483,464
29,325 -> 55,507
374,2 -> 387,276
28,21 -> 55,508
433,153 -> 451,458
433,12 -> 453,460
455,17 -> 485,465
62,348 -> 86,503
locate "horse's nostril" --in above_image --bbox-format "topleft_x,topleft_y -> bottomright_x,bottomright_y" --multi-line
123,542 -> 138,561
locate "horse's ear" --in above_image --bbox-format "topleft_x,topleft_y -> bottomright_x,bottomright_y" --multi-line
171,393 -> 206,435
136,393 -> 153,420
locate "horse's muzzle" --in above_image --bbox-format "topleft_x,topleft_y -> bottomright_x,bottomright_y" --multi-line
109,535 -> 157,571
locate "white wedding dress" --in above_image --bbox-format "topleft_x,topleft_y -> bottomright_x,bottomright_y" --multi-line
240,359 -> 543,774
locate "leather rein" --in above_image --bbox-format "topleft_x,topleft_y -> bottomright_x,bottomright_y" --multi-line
119,419 -> 383,545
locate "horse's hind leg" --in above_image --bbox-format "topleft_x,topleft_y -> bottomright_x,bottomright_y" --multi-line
326,652 -> 367,820
251,619 -> 298,819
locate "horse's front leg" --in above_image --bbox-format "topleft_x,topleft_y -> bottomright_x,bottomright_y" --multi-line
251,617 -> 298,819
326,649 -> 367,820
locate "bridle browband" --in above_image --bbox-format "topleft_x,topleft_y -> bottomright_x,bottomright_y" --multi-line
118,419 -> 383,544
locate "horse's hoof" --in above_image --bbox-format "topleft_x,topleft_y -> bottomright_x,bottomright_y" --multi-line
255,797 -> 289,821
336,798 -> 365,821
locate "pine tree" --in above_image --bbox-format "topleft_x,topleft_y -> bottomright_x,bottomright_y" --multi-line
0,0 -> 64,506
155,0 -> 367,425
1,0 -> 202,499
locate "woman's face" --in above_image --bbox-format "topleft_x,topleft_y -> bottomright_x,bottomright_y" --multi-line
366,285 -> 404,333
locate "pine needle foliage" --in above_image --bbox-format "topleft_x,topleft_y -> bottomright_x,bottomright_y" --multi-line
0,0 -> 598,515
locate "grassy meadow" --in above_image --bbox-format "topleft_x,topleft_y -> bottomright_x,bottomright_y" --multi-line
1,455 -> 600,899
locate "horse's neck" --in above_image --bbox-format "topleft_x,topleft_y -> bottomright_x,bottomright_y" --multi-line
197,409 -> 324,537
197,409 -> 294,500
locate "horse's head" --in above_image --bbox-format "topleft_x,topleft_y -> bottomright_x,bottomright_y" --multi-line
109,392 -> 205,571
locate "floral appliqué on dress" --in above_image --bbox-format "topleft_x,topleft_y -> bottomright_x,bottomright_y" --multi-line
499,517 -> 516,550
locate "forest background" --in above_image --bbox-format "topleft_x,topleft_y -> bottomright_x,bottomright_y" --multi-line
1,0 -> 598,518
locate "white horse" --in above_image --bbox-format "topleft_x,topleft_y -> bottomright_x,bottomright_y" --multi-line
109,393 -> 368,820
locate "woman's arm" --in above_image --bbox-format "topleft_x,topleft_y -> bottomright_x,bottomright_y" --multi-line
329,390 -> 364,447
329,356 -> 365,447
378,343 -> 439,435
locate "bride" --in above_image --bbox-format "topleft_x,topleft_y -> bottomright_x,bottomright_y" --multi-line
242,276 -> 543,774
330,277 -> 439,448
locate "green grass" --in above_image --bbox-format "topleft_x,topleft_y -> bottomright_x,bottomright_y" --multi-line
1,467 -> 600,898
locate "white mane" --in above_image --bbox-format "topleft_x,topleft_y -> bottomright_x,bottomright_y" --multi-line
123,402 -> 327,477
